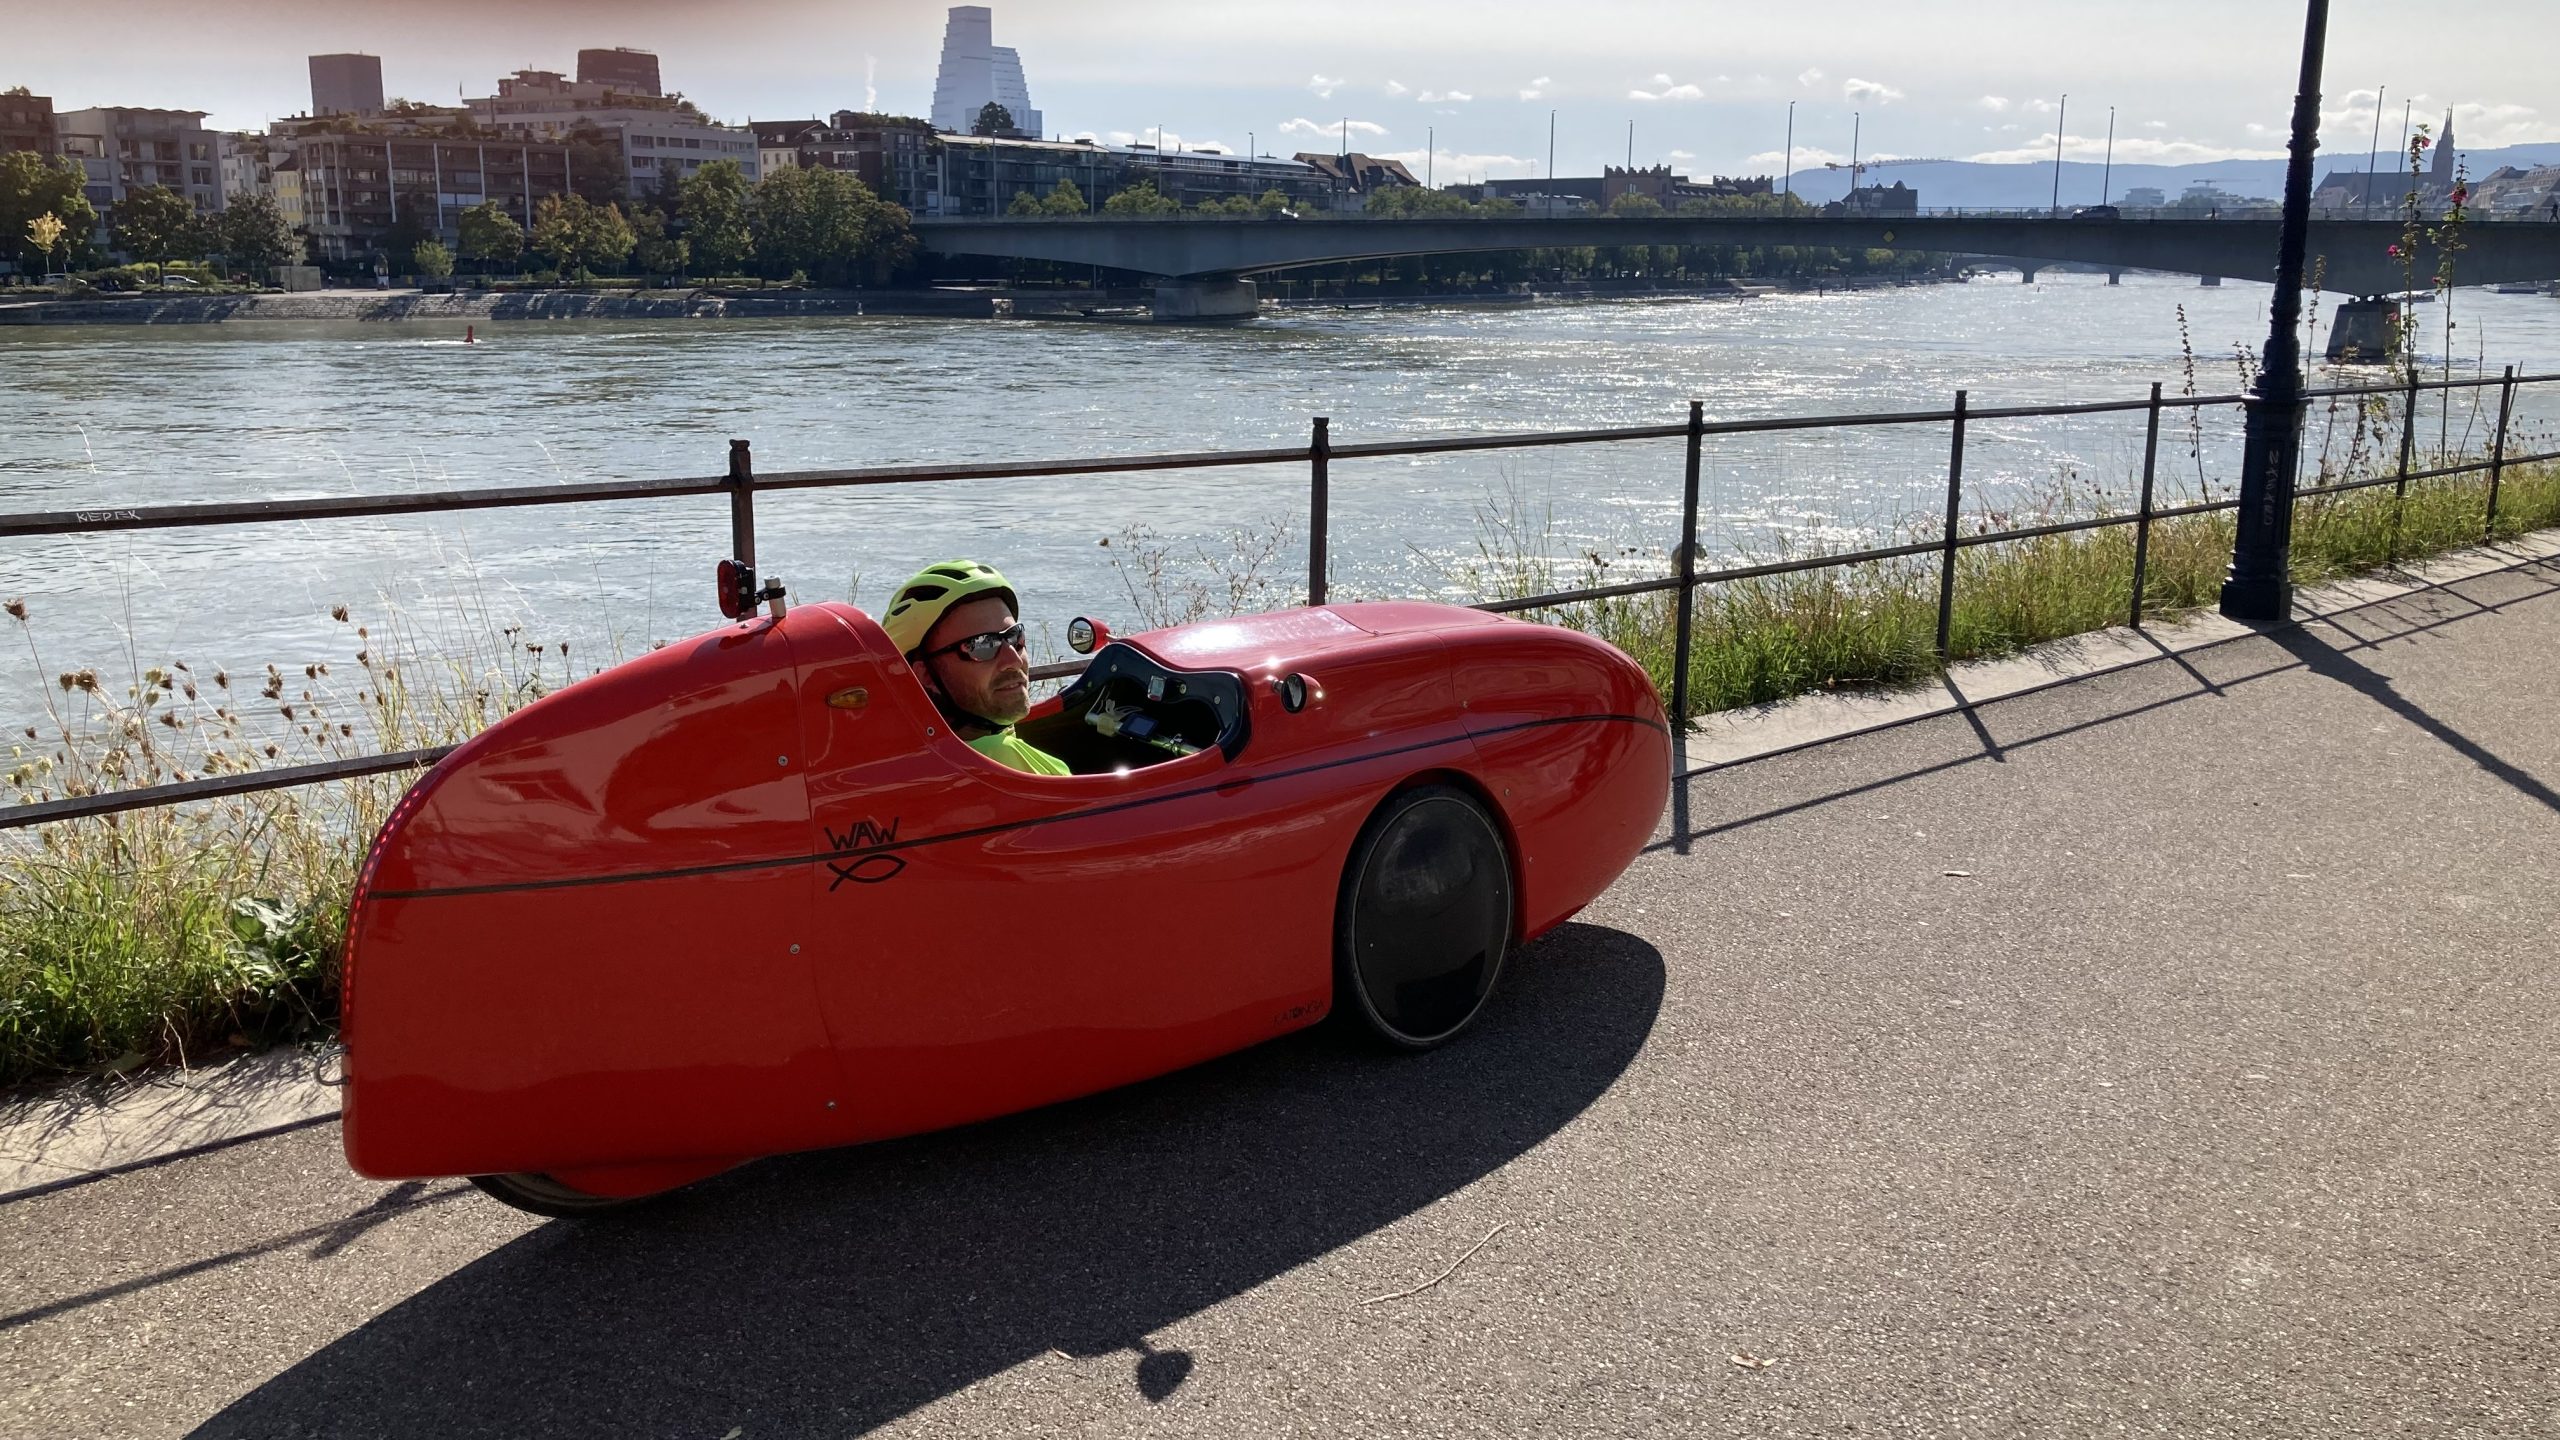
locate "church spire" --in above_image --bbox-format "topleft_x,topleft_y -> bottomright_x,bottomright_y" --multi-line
2431,109 -> 2456,181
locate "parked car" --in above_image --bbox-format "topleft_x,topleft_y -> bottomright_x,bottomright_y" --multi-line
158,273 -> 203,287
341,593 -> 1670,1215
2071,205 -> 2122,221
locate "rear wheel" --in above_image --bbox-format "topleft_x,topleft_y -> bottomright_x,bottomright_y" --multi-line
1334,784 -> 1513,1051
469,1171 -> 640,1219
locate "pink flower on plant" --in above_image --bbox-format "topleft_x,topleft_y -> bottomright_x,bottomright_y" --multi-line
2450,185 -> 2468,204
2387,243 -> 2406,258
2414,135 -> 2432,152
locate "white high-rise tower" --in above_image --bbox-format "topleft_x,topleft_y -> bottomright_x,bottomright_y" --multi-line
929,6 -> 1042,137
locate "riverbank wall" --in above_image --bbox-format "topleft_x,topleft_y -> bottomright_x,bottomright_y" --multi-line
0,272 -> 1946,327
0,287 -> 1003,326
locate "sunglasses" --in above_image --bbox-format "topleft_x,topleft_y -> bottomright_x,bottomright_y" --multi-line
932,623 -> 1028,663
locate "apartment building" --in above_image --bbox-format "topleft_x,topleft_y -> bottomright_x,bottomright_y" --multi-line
465,63 -> 757,196
283,130 -> 574,262
54,108 -> 221,214
751,113 -> 938,213
1,90 -> 56,157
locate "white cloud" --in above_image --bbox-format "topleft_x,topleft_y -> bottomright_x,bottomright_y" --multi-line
1798,68 -> 1824,87
863,54 -> 877,113
1978,95 -> 2010,113
1743,146 -> 1846,171
1630,79 -> 1706,102
1308,73 -> 1343,99
1379,146 -> 1537,180
1668,149 -> 1696,160
1843,77 -> 1904,106
2024,97 -> 2057,115
2445,100 -> 2559,147
1279,116 -> 1388,139
1384,80 -> 1408,96
2143,119 -> 2168,130
1519,76 -> 1551,100
1418,89 -> 1472,103
1712,74 -> 1732,84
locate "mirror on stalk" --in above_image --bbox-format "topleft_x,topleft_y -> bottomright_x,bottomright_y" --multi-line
1067,616 -> 1111,654
1275,673 -> 1313,713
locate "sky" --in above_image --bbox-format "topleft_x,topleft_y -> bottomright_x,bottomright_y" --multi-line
14,0 -> 2558,183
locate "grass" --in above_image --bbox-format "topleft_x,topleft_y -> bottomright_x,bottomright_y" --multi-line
1,451 -> 2554,1090
1,604 -> 573,1088
1475,454 -> 2560,720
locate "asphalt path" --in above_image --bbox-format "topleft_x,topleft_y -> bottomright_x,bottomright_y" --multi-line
5,558 -> 2557,1439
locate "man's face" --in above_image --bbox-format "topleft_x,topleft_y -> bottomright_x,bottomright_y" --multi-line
918,593 -> 1031,726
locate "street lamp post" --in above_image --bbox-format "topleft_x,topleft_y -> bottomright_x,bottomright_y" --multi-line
2219,0 -> 2331,624
2050,93 -> 2068,215
2361,85 -> 2384,217
1783,100 -> 1795,199
2101,106 -> 2115,206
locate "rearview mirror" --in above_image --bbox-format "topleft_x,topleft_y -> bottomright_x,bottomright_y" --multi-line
1067,616 -> 1111,654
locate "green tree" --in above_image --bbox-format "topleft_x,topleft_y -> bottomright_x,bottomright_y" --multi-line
110,185 -> 204,270
1,152 -> 98,274
455,200 -> 524,274
1041,178 -> 1089,215
678,159 -> 753,274
630,207 -> 689,279
1006,188 -> 1044,216
749,164 -> 912,286
1252,188 -> 1294,217
564,122 -> 629,206
215,194 -> 298,277
531,193 -> 637,279
971,102 -> 1016,137
411,238 -> 454,281
1101,178 -> 1180,216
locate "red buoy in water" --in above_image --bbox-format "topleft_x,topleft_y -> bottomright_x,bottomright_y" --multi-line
465,325 -> 476,344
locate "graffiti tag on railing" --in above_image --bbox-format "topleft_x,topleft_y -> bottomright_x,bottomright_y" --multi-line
73,509 -> 142,524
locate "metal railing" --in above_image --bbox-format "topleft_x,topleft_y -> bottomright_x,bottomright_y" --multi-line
4,367 -> 2553,831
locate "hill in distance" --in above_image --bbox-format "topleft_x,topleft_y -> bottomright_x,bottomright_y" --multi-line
1777,142 -> 2560,210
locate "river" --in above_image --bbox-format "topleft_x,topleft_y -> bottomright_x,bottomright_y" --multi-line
3,274 -> 2556,722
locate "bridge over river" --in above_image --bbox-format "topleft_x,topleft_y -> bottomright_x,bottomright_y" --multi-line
914,213 -> 2560,317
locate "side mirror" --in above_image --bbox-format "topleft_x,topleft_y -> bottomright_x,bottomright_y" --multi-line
716,559 -> 752,620
1067,616 -> 1112,654
1274,673 -> 1315,713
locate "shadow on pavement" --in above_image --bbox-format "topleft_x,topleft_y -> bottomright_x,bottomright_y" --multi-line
2269,621 -> 2560,814
1663,556 -> 2560,847
192,922 -> 1663,1439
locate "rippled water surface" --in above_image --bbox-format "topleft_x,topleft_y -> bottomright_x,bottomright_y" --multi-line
4,275 -> 2557,714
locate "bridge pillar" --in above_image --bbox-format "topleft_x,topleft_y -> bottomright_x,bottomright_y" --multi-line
1151,277 -> 1259,322
2325,297 -> 2399,364
2199,274 -> 2222,287
2019,266 -> 2039,284
2107,271 -> 2121,286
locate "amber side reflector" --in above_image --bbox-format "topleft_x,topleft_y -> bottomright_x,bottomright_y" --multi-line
826,687 -> 870,710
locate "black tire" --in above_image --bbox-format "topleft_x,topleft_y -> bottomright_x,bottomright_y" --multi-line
1333,783 -> 1514,1051
469,1171 -> 642,1219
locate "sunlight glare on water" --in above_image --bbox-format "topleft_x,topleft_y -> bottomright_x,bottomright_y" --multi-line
2,273 -> 2556,718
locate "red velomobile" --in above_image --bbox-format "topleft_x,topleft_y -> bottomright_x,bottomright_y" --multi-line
341,591 -> 1668,1215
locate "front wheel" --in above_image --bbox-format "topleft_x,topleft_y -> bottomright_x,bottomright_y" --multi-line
469,1171 -> 640,1219
1334,784 -> 1514,1051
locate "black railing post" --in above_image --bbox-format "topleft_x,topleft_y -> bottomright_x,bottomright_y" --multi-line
2129,382 -> 2163,628
2484,364 -> 2516,541
2389,368 -> 2419,565
1670,400 -> 1705,727
726,438 -> 756,568
1308,416 -> 1331,605
1936,390 -> 1968,661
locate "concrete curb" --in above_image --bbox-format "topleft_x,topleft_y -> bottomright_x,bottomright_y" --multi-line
0,1044 -> 342,1202
2,528 -> 2550,1202
1680,529 -> 2560,771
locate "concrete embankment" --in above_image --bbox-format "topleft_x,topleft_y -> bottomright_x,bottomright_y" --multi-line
0,287 -> 1004,325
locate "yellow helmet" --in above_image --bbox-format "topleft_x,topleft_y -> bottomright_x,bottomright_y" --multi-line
880,560 -> 1019,659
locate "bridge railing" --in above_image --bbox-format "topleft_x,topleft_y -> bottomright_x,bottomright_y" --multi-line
4,368 -> 2555,829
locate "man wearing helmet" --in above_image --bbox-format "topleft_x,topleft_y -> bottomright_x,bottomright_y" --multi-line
880,560 -> 1071,776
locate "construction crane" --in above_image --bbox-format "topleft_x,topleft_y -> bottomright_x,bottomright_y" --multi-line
1824,156 -> 1950,187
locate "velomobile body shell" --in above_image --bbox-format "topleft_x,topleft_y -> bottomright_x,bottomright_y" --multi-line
343,600 -> 1666,1193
